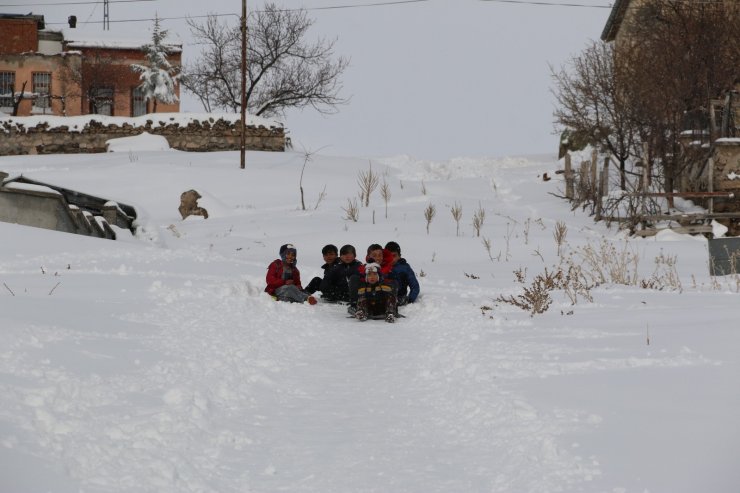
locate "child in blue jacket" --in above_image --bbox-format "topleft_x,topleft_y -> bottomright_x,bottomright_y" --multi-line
384,241 -> 420,305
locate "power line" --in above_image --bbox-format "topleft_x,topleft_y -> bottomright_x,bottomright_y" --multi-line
40,0 -> 613,26
46,12 -> 237,25
479,0 -> 611,7
300,0 -> 429,10
0,0 -> 155,6
44,0 -> 431,25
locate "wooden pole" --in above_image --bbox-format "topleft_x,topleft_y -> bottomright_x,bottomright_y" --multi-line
590,149 -> 598,200
708,157 -> 715,214
641,155 -> 649,231
240,0 -> 247,169
596,156 -> 609,221
564,153 -> 574,200
580,161 -> 589,202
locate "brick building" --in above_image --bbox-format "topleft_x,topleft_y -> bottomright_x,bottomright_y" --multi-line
0,13 -> 181,117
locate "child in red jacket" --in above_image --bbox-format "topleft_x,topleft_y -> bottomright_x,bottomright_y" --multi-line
265,244 -> 317,304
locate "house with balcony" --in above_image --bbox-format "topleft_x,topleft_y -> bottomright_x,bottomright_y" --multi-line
0,13 -> 181,117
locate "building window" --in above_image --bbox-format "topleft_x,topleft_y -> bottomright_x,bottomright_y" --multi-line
90,87 -> 114,116
132,86 -> 147,117
0,71 -> 15,111
32,72 -> 51,112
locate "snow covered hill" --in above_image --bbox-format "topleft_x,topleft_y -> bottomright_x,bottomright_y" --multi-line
1,146 -> 738,492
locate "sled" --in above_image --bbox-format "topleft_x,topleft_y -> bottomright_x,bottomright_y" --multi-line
346,313 -> 406,320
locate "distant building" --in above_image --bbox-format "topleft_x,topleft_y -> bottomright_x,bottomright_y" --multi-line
0,13 -> 181,117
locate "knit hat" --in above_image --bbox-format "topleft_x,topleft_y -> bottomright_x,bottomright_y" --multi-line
280,244 -> 297,264
365,262 -> 382,281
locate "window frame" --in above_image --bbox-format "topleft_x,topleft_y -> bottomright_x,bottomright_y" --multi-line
0,71 -> 15,111
131,86 -> 147,117
89,86 -> 115,116
31,72 -> 52,113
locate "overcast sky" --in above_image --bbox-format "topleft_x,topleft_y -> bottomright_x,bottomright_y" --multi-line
3,0 -> 612,159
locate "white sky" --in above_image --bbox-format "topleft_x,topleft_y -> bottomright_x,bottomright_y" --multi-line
2,0 -> 612,159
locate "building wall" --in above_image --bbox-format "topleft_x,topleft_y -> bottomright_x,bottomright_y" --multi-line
0,19 -> 39,55
0,18 -> 181,117
0,53 -> 84,116
74,47 -> 181,117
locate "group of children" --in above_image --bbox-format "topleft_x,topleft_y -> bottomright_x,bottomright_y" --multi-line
264,242 -> 420,323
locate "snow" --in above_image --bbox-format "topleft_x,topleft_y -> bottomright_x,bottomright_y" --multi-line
1,144 -> 739,493
106,132 -> 171,153
2,182 -> 61,195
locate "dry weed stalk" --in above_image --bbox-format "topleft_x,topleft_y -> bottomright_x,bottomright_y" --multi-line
451,202 -> 463,236
342,198 -> 359,222
357,162 -> 380,207
380,179 -> 391,219
568,239 -> 682,292
313,184 -> 327,210
553,221 -> 568,257
424,202 -> 436,235
503,223 -> 515,261
573,239 -> 639,286
497,264 -> 593,316
496,268 -> 565,316
472,203 -> 486,237
482,236 -> 495,262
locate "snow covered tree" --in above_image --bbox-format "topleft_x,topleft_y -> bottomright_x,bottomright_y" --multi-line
182,3 -> 349,117
131,16 -> 180,113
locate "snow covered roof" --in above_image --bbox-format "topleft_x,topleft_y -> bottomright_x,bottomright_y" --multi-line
47,28 -> 182,53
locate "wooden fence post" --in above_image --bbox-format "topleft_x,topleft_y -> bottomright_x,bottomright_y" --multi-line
580,161 -> 590,203
708,157 -> 715,214
642,142 -> 651,187
590,149 -> 598,200
595,156 -> 609,222
564,153 -> 574,200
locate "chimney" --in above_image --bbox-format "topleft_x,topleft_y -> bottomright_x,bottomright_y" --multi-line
68,15 -> 77,28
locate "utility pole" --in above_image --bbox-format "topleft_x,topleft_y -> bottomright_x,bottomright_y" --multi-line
240,0 -> 247,169
103,0 -> 110,30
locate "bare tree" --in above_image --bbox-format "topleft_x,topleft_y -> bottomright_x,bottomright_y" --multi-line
9,80 -> 27,116
551,41 -> 637,190
58,50 -> 128,115
183,4 -> 349,117
554,0 -> 740,208
620,0 -> 740,205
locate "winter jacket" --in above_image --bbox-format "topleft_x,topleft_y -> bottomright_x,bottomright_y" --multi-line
321,259 -> 362,302
387,258 -> 420,303
265,259 -> 303,295
358,249 -> 394,276
357,280 -> 397,317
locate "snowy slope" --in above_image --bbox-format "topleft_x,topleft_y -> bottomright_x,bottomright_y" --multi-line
0,146 -> 738,493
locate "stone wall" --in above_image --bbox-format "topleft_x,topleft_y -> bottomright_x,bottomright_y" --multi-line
0,115 -> 285,155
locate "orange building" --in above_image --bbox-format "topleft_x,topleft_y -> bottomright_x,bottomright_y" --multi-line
0,13 -> 181,117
